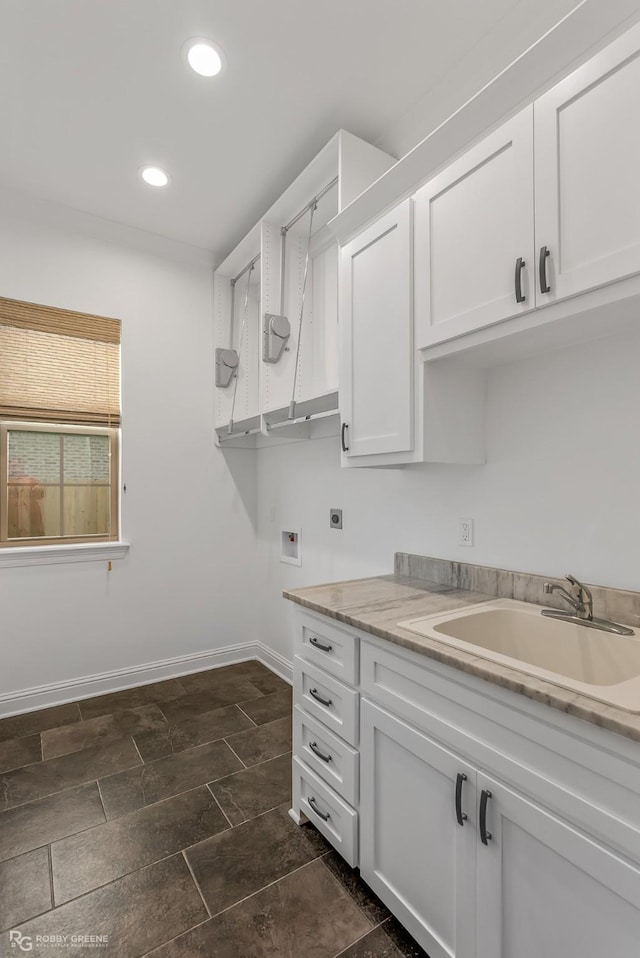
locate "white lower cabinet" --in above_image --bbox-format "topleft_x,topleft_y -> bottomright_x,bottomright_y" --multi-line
476,773 -> 640,958
360,696 -> 640,958
360,700 -> 476,958
290,609 -> 640,958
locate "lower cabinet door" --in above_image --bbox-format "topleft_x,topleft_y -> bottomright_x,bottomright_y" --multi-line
360,699 -> 476,958
476,772 -> 640,958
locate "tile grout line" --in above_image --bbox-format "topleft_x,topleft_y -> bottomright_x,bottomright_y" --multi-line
47,843 -> 54,910
95,778 -> 107,820
206,785 -> 234,829
0,755 -> 142,815
222,739 -> 247,769
137,916 -> 212,958
235,703 -> 258,727
181,849 -> 212,919
27,797 -> 303,915
0,811 -> 117,870
0,731 -> 266,817
206,855 -> 325,924
332,920 -> 387,958
318,855 -> 384,932
237,748 -> 292,772
202,793 -> 297,831
130,735 -> 145,766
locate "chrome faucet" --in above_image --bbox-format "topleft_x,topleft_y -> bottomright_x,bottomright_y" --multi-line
544,575 -> 593,620
541,574 -> 633,636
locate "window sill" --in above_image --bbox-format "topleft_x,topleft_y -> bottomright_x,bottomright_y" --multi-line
0,541 -> 130,569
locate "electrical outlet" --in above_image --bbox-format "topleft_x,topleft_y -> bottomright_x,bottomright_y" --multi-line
329,508 -> 343,530
459,518 -> 474,547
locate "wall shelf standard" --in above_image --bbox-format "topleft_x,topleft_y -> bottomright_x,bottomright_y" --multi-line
214,226 -> 262,443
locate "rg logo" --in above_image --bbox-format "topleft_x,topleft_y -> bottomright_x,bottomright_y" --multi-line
9,931 -> 33,952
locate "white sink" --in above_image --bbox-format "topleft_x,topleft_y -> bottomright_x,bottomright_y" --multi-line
399,599 -> 640,712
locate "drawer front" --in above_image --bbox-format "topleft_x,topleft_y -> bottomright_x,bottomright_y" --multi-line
361,638 -> 438,736
295,610 -> 359,685
293,756 -> 358,867
293,705 -> 359,806
294,656 -> 359,746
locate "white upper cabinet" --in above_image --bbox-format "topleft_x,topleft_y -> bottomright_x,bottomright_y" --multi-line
534,23 -> 640,304
415,107 -> 535,349
339,197 -> 486,468
340,199 -> 415,460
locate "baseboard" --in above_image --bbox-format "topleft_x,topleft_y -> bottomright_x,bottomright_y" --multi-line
0,642 -> 293,718
254,641 -> 293,686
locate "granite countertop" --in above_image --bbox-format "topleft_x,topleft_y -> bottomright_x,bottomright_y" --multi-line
284,573 -> 640,745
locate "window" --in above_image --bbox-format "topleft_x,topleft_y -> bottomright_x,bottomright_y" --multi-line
0,296 -> 121,548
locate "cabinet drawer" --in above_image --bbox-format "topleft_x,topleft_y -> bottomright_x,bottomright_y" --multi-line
361,639 -> 439,736
295,610 -> 359,685
293,756 -> 358,867
293,705 -> 359,806
294,656 -> 359,746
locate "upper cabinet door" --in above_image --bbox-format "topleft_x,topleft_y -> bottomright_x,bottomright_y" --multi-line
340,199 -> 414,459
415,106 -> 534,350
535,24 -> 640,304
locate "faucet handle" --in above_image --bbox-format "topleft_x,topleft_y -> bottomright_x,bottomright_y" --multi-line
565,574 -> 594,620
543,582 -> 553,594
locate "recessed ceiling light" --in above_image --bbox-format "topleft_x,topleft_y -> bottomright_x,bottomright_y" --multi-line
140,166 -> 169,188
185,39 -> 224,77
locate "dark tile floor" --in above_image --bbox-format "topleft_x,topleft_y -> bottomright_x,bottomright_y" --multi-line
0,661 -> 428,958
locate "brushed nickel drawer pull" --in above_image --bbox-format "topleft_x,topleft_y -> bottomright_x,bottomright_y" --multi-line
308,796 -> 330,821
309,741 -> 332,763
309,636 -> 333,653
309,688 -> 332,708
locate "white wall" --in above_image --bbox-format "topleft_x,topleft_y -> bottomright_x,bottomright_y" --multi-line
0,191 -> 259,699
256,330 -> 640,662
2,195 -> 639,691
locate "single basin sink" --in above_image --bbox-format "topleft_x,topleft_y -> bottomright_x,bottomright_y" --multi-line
399,600 -> 640,712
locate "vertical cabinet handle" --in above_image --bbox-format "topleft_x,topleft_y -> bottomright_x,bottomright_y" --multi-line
539,245 -> 551,294
308,796 -> 330,821
479,789 -> 493,845
455,772 -> 468,826
514,257 -> 526,303
341,422 -> 349,452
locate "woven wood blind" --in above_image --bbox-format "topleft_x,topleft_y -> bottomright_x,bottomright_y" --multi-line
0,296 -> 121,425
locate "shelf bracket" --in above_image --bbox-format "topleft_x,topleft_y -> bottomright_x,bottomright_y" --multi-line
215,347 -> 239,388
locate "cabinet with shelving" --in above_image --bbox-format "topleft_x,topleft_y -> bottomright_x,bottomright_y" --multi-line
214,226 -> 261,437
214,130 -> 395,445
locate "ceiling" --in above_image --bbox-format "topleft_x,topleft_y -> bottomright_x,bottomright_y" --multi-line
1,0 -> 568,259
